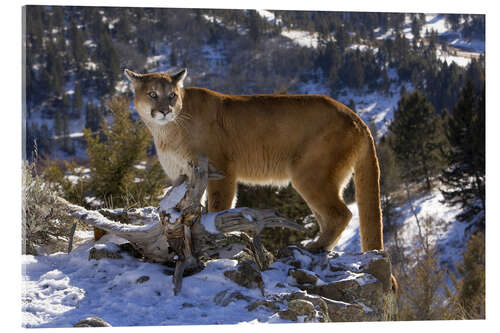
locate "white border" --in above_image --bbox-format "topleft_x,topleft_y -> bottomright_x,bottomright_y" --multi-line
3,1 -> 498,332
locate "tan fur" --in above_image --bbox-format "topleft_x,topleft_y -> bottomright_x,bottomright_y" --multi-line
125,69 -> 384,252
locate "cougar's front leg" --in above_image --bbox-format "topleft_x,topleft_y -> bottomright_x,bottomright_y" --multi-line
206,175 -> 236,212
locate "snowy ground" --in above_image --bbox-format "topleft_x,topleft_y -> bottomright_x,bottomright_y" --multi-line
22,240 -> 277,327
22,231 -> 384,328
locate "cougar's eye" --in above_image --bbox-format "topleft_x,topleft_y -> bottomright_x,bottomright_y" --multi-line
169,92 -> 176,99
149,91 -> 158,99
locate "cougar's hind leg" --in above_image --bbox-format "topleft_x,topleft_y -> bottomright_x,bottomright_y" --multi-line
206,175 -> 237,212
297,186 -> 352,252
291,154 -> 354,252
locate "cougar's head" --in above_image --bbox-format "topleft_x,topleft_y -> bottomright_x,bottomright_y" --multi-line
124,68 -> 188,126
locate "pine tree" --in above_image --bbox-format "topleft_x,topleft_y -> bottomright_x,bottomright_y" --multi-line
69,17 -> 88,72
247,10 -> 262,46
341,50 -> 364,89
335,24 -> 350,52
170,43 -> 178,66
411,16 -> 421,42
94,27 -> 121,94
347,99 -> 356,113
62,94 -> 71,114
38,123 -> 52,157
85,101 -> 103,132
389,91 -> 442,190
26,123 -> 40,161
440,81 -> 485,225
61,111 -> 73,154
376,137 -> 401,232
451,232 -> 485,319
54,107 -> 64,136
72,82 -> 83,119
83,96 -> 165,207
46,41 -> 65,97
115,10 -> 132,42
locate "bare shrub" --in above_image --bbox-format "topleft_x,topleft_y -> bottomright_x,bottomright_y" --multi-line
22,161 -> 75,255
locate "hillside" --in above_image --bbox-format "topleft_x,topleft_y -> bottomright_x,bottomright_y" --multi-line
24,7 -> 485,159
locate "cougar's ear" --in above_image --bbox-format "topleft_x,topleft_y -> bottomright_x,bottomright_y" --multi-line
124,69 -> 144,84
171,68 -> 187,88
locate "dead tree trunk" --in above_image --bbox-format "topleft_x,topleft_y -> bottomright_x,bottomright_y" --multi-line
59,155 -> 305,295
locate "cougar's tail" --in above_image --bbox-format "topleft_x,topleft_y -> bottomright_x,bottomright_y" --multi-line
354,135 -> 398,293
353,134 -> 384,252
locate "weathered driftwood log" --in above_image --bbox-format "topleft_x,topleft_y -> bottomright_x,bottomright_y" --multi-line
59,155 -> 306,295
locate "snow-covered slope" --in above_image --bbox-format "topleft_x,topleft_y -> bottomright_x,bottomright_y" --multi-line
22,233 -> 390,327
298,69 -> 406,139
335,187 -> 473,271
23,241 -> 269,327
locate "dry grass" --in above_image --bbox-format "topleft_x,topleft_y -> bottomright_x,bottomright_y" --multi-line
23,161 -> 76,255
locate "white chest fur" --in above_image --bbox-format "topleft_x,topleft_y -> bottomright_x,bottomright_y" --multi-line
157,150 -> 190,182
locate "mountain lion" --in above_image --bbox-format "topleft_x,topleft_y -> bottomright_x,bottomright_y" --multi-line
124,68 -> 383,254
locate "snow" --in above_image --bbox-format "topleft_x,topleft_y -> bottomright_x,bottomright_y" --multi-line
200,207 -> 252,234
335,187 -> 472,270
83,39 -> 96,48
84,61 -> 97,71
160,182 -> 187,210
146,54 -> 166,66
449,38 -> 485,53
256,9 -> 282,25
22,233 -> 387,327
421,14 -> 451,35
202,14 -> 223,25
297,67 -> 407,140
256,9 -> 321,48
376,14 -> 451,41
133,161 -> 147,170
114,79 -> 129,93
200,212 -> 219,233
338,84 -> 405,139
281,29 -> 319,48
202,44 -> 226,68
372,14 -> 484,67
436,49 -> 472,67
348,44 -> 379,54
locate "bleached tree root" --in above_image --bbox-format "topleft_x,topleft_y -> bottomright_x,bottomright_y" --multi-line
58,155 -> 306,295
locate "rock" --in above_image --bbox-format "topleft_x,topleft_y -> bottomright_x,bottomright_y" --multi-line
223,260 -> 264,295
360,251 -> 393,292
283,291 -> 330,322
306,275 -> 385,311
276,246 -> 395,320
289,268 -> 318,285
214,289 -> 253,307
88,243 -> 122,260
118,242 -> 144,258
74,317 -> 111,327
288,299 -> 315,316
227,232 -> 275,269
136,276 -> 150,284
322,298 -> 377,322
247,299 -> 280,312
278,299 -> 316,322
277,245 -> 314,269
